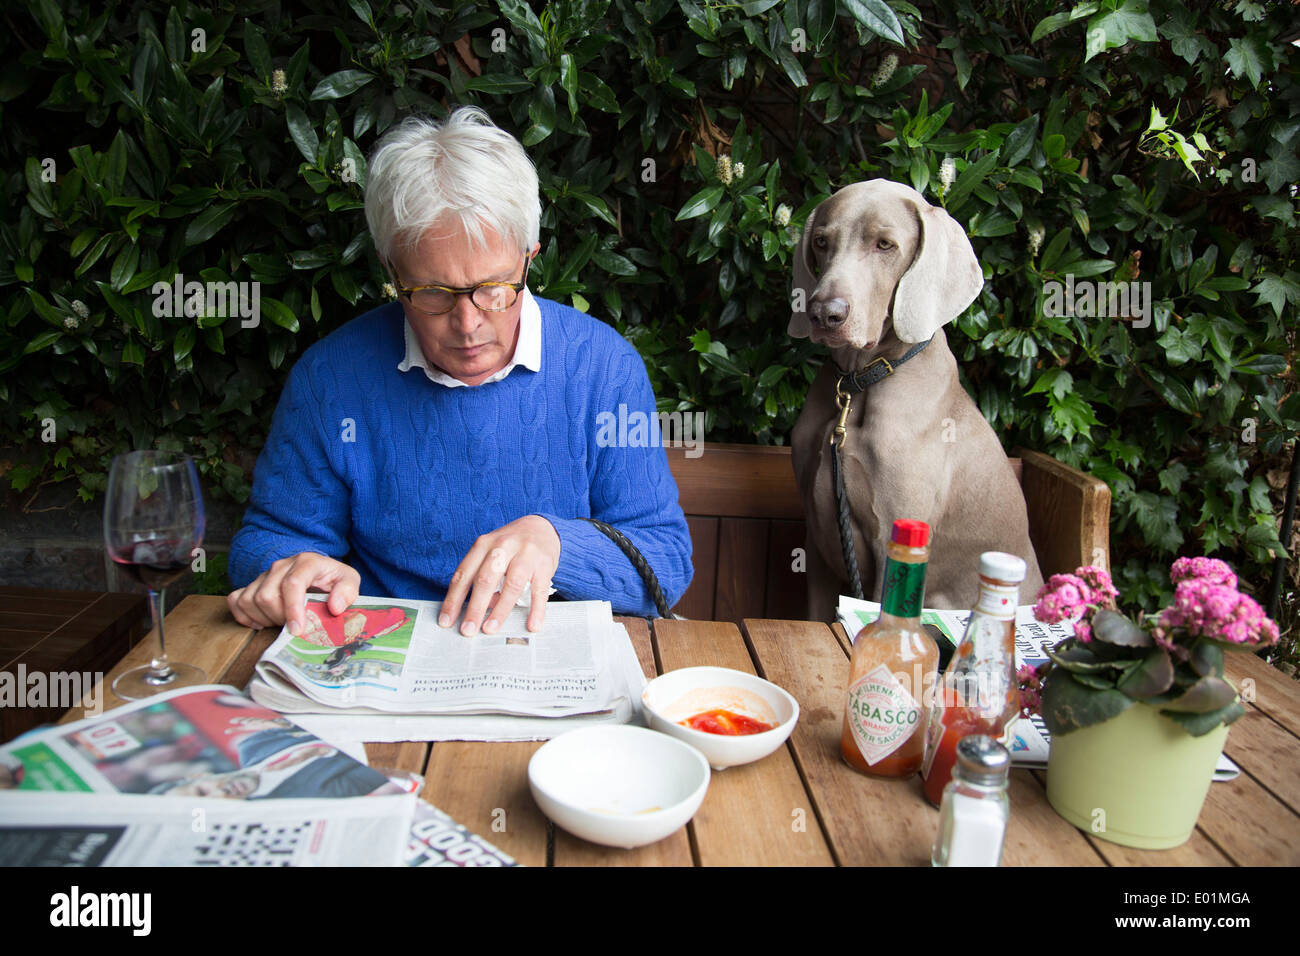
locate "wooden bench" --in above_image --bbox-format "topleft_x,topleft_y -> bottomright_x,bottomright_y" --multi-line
666,443 -> 1111,622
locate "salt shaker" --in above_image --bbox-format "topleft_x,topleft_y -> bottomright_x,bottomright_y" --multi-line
930,734 -> 1010,867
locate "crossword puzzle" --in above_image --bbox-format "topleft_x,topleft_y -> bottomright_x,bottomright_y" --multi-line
191,820 -> 314,866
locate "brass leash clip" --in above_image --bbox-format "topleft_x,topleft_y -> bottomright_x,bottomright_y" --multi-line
831,376 -> 852,447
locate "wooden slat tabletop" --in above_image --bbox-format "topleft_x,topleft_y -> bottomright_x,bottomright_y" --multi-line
57,595 -> 1300,866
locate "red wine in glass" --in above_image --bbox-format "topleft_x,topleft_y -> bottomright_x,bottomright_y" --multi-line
104,451 -> 207,699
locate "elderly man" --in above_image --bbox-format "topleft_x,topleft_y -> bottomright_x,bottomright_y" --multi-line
227,107 -> 692,637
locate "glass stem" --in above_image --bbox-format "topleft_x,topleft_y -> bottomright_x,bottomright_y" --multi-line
147,587 -> 174,683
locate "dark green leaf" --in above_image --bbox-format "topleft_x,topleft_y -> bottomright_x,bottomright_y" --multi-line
1042,671 -> 1134,736
1091,608 -> 1152,647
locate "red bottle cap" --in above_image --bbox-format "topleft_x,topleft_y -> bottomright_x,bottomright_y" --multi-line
891,519 -> 930,547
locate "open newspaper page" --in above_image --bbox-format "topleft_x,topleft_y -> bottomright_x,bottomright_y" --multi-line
836,595 -> 1239,779
0,684 -> 397,798
0,790 -> 415,866
252,596 -> 617,718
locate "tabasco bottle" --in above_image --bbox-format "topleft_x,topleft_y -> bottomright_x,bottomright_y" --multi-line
921,552 -> 1027,806
840,519 -> 939,777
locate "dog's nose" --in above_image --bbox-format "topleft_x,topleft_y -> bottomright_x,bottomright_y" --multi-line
810,297 -> 849,329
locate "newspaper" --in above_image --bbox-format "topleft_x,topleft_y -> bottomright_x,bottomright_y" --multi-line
0,684 -> 523,865
0,790 -> 416,866
0,684 -> 399,798
251,597 -> 624,719
836,595 -> 1240,780
406,801 -> 519,867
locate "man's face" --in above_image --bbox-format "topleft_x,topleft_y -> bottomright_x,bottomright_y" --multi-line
389,219 -> 533,386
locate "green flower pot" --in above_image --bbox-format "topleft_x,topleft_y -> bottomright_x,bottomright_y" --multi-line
1045,701 -> 1229,850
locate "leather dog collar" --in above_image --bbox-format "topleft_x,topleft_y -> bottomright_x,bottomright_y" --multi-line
834,334 -> 935,395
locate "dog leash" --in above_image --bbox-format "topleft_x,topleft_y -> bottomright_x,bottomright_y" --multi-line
580,517 -> 675,618
829,335 -> 935,600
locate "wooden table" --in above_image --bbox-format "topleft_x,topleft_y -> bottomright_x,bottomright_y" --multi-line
2,586 -> 146,744
59,595 -> 1300,866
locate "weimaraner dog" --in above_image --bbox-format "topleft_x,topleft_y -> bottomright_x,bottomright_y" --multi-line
789,179 -> 1044,617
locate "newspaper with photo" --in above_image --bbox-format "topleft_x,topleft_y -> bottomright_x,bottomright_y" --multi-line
836,595 -> 1240,780
0,684 -> 522,867
250,596 -> 635,720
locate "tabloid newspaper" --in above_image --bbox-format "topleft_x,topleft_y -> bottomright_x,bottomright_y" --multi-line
0,684 -> 518,866
836,596 -> 1240,780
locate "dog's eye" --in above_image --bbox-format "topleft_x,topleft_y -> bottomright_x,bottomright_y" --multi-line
813,234 -> 828,251
877,238 -> 894,251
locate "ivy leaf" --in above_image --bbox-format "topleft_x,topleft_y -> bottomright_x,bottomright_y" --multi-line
1084,0 -> 1157,62
1225,34 -> 1272,89
1047,390 -> 1100,442
1129,490 -> 1184,553
1026,367 -> 1073,400
1250,272 -> 1300,319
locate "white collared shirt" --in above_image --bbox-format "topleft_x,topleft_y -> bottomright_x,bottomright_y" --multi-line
397,287 -> 542,387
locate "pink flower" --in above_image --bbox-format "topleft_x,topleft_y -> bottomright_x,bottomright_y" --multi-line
1159,579 -> 1278,646
1170,556 -> 1237,590
1074,565 -> 1119,606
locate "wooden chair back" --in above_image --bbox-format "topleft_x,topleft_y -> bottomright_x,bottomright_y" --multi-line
664,443 -> 1110,622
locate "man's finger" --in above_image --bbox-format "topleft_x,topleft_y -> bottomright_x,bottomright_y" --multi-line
526,576 -> 551,632
460,545 -> 514,636
440,537 -> 494,628
327,572 -> 359,617
483,566 -> 531,635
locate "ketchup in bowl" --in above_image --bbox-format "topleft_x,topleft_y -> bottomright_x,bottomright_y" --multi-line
679,709 -> 775,736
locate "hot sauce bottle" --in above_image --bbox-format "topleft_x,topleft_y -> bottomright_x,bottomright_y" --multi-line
841,519 -> 939,777
921,552 -> 1026,806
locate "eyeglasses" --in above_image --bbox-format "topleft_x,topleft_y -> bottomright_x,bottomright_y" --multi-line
388,255 -> 531,315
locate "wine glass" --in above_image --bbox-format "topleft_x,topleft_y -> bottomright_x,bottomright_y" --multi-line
104,450 -> 207,699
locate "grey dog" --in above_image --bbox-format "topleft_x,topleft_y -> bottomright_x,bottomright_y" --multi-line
789,179 -> 1044,617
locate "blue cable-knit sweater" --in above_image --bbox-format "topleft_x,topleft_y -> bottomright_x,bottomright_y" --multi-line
227,297 -> 693,615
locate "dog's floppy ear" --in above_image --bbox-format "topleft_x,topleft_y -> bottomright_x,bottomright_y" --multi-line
891,197 -> 983,343
788,203 -> 818,338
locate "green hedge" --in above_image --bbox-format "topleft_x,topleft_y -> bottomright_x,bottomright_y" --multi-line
2,0 -> 1296,624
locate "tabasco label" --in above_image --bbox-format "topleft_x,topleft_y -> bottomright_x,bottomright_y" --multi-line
846,665 -> 923,765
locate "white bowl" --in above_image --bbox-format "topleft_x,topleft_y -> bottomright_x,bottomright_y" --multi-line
641,666 -> 800,770
528,725 -> 710,848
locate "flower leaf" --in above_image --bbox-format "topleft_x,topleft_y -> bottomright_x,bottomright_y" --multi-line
1189,640 -> 1224,678
1044,642 -> 1117,674
1161,675 -> 1237,714
1090,608 -> 1152,647
1042,671 -> 1134,736
1163,701 -> 1245,737
1116,647 -> 1174,699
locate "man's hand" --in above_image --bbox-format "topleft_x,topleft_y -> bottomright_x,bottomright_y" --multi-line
226,552 -> 360,635
439,515 -> 560,636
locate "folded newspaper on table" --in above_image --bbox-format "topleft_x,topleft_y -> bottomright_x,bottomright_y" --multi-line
248,596 -> 646,743
836,595 -> 1241,781
0,684 -> 518,866
0,791 -> 417,866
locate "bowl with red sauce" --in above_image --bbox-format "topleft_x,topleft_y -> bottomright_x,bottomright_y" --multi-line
642,666 -> 800,770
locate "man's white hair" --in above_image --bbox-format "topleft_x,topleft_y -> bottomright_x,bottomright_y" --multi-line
364,106 -> 540,264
